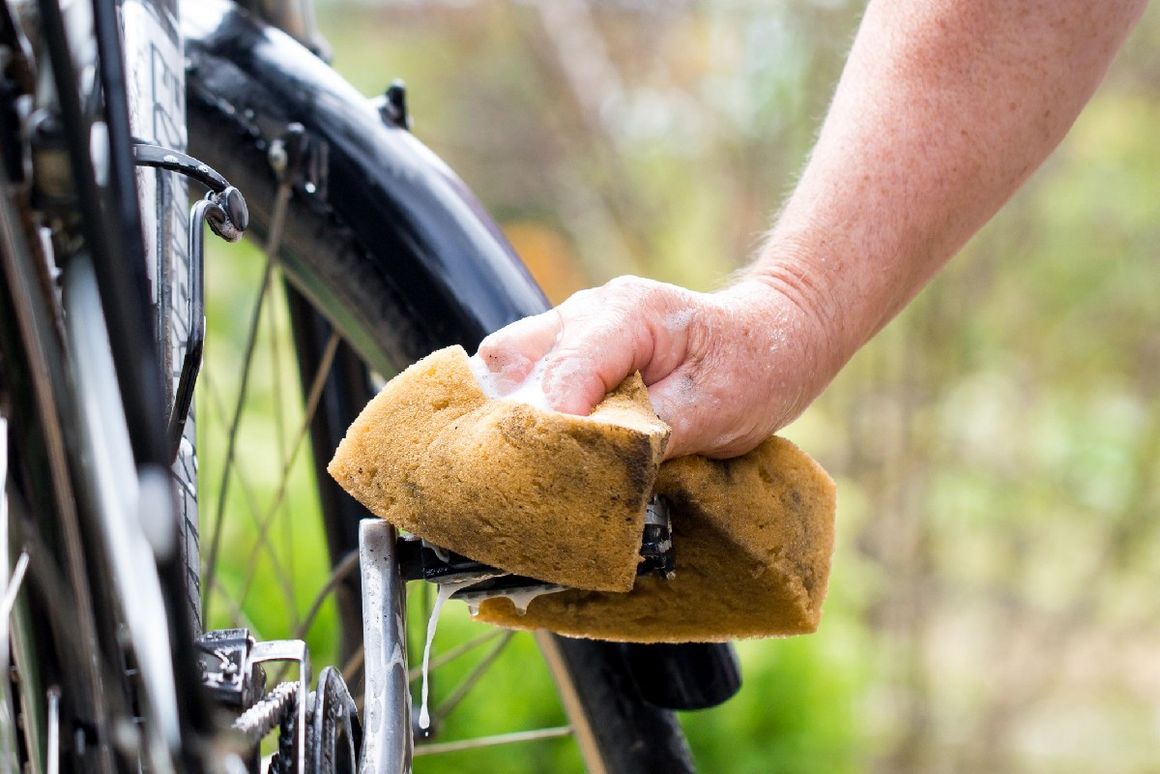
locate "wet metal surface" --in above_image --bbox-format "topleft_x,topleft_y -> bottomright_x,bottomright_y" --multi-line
360,519 -> 412,773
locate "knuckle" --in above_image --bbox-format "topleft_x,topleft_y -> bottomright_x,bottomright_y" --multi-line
603,274 -> 645,291
565,287 -> 597,306
602,275 -> 659,305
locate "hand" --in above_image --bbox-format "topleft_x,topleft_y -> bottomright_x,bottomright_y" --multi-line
475,274 -> 837,459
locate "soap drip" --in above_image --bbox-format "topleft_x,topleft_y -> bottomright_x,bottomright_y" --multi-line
458,583 -> 566,618
418,574 -> 500,731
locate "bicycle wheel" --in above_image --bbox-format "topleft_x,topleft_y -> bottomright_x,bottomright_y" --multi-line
185,2 -> 694,772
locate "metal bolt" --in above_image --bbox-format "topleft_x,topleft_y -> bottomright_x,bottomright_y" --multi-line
381,79 -> 411,130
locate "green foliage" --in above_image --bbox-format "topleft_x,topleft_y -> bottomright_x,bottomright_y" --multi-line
682,635 -> 866,773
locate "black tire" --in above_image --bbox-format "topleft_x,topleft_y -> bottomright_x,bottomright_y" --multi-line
185,11 -> 694,773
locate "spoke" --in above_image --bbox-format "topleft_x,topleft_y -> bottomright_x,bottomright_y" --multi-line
200,370 -> 298,621
205,369 -> 265,526
234,330 -> 340,612
267,550 -> 361,686
201,372 -> 272,526
0,551 -> 30,621
407,628 -> 505,683
268,279 -> 289,464
433,630 -> 516,722
267,279 -> 295,613
202,254 -> 274,615
46,688 -> 60,774
208,576 -> 266,642
413,726 -> 572,756
203,182 -> 292,622
292,550 -> 360,641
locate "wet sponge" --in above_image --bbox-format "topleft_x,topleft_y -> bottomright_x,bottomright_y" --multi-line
328,345 -> 836,641
327,345 -> 670,593
473,437 -> 836,641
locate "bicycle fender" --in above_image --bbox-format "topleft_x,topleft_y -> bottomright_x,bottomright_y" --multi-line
182,0 -> 549,356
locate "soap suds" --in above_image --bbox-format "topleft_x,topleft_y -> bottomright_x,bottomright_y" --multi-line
469,353 -> 553,411
662,308 -> 693,332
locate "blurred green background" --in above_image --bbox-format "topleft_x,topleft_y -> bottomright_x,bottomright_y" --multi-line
199,1 -> 1160,771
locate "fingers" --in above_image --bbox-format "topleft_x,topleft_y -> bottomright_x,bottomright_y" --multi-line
475,277 -> 695,417
541,312 -> 652,414
540,277 -> 697,415
474,274 -> 829,460
476,309 -> 562,387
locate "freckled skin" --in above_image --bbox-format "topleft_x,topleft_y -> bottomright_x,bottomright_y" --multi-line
478,0 -> 1146,460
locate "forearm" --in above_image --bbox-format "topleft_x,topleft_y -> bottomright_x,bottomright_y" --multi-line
750,0 -> 1146,371
479,0 -> 1146,458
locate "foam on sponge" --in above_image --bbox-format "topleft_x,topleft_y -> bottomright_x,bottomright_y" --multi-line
328,345 -> 836,641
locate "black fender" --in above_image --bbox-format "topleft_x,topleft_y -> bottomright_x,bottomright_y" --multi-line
183,0 -> 547,363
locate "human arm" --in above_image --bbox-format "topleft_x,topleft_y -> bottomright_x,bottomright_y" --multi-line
478,0 -> 1148,459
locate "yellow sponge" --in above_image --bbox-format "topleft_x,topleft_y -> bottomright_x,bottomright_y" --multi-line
327,346 -> 669,593
328,345 -> 837,641
473,437 -> 836,641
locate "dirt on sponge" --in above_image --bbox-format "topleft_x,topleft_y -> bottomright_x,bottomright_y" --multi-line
327,345 -> 670,592
473,436 -> 836,641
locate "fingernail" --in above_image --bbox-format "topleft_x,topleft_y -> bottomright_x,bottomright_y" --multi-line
480,347 -> 508,373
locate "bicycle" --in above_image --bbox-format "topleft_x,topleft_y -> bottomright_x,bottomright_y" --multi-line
0,0 -> 740,770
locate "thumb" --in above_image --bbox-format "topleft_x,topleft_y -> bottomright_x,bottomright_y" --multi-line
539,310 -> 656,415
476,309 -> 562,387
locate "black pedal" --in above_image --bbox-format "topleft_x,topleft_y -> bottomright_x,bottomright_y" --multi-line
395,537 -> 503,582
637,496 -> 675,578
398,494 -> 677,585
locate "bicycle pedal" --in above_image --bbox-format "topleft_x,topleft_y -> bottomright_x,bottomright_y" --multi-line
638,496 -> 675,579
396,494 -> 676,588
396,541 -> 563,611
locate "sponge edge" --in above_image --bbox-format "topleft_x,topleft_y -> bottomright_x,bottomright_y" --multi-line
473,436 -> 836,642
327,345 -> 670,592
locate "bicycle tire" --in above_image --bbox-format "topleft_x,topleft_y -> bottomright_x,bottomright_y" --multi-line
184,3 -> 694,771
1,0 -> 213,766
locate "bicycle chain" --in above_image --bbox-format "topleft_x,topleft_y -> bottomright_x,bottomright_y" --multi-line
232,681 -> 298,743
